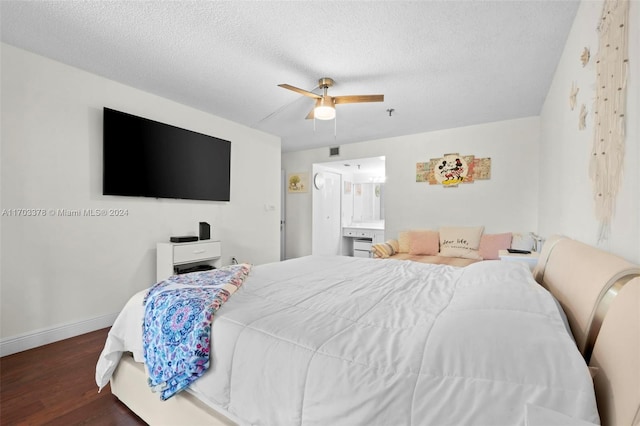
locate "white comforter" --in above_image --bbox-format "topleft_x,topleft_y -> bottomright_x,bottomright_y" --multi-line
96,255 -> 599,425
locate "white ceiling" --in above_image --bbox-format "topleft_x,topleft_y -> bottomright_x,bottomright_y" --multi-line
0,1 -> 579,152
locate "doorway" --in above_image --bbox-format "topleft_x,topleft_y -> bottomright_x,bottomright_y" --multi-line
311,157 -> 385,256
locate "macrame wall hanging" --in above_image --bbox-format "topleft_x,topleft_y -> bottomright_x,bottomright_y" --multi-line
589,0 -> 629,242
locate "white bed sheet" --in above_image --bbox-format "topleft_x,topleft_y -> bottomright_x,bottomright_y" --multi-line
97,255 -> 599,425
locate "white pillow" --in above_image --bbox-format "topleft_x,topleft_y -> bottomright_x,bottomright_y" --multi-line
439,226 -> 484,259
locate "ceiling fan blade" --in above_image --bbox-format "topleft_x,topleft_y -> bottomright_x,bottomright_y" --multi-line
305,107 -> 315,120
334,94 -> 384,104
278,84 -> 322,99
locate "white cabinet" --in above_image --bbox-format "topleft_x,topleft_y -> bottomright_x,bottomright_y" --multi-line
342,227 -> 384,258
353,239 -> 373,258
156,240 -> 222,281
343,228 -> 371,238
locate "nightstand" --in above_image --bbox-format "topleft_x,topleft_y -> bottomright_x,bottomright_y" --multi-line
498,249 -> 540,271
156,240 -> 222,281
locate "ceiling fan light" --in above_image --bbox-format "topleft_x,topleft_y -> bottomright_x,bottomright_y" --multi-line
314,106 -> 335,120
314,97 -> 336,120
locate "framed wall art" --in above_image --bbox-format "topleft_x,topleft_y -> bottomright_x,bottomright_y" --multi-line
287,172 -> 309,193
416,153 -> 491,187
344,181 -> 352,194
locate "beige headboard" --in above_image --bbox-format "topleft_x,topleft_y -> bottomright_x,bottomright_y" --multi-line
533,235 -> 639,359
534,235 -> 640,426
590,277 -> 640,426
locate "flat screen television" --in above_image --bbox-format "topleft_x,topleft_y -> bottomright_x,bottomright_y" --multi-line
103,107 -> 231,201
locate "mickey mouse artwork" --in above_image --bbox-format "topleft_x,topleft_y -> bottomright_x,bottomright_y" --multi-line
434,155 -> 469,186
415,153 -> 491,186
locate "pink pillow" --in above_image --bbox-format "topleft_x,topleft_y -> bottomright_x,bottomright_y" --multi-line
478,233 -> 513,260
409,230 -> 439,255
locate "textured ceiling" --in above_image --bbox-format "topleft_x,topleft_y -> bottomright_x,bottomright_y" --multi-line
1,1 -> 579,152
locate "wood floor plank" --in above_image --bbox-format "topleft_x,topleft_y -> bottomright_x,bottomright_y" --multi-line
0,328 -> 146,425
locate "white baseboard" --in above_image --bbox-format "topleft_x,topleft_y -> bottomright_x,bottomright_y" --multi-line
0,312 -> 118,357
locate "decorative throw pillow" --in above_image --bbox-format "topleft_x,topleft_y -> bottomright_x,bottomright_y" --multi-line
439,226 -> 484,259
478,233 -> 513,260
371,244 -> 386,258
371,240 -> 399,258
398,231 -> 411,253
386,239 -> 399,254
408,230 -> 439,255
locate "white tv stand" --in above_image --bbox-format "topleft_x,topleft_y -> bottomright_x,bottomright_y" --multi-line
156,240 -> 222,281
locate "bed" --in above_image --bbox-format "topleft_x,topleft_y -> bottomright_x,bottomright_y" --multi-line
96,236 -> 639,426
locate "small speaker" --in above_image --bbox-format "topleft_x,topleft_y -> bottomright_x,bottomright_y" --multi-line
199,222 -> 210,240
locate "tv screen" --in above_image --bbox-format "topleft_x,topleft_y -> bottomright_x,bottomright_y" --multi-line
103,108 -> 231,202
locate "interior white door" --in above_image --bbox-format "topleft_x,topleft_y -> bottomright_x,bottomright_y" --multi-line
280,169 -> 286,260
312,171 -> 342,255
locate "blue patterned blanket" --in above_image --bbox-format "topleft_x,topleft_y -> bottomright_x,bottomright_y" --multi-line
143,263 -> 251,400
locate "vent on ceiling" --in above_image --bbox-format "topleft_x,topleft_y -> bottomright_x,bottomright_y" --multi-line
329,146 -> 340,157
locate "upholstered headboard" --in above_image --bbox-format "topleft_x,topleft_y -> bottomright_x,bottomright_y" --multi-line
533,235 -> 640,426
590,277 -> 640,426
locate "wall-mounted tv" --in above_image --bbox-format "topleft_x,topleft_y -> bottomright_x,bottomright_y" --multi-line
103,108 -> 231,202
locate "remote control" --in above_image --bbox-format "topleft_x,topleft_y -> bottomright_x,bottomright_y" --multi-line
507,248 -> 532,254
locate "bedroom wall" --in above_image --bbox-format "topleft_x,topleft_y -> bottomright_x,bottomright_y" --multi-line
0,44 -> 281,354
282,117 -> 540,259
539,0 -> 639,264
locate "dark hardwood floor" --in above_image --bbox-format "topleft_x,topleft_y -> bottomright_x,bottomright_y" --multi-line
1,328 -> 146,425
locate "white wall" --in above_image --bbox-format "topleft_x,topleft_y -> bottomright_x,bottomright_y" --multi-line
539,0 -> 639,264
0,44 -> 281,352
283,117 -> 540,258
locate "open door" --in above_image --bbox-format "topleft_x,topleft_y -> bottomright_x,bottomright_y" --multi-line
311,170 -> 342,256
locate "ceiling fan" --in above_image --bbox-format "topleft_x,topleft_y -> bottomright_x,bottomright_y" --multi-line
278,77 -> 384,121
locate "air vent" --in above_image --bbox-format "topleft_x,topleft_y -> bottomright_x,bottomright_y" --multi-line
329,146 -> 340,157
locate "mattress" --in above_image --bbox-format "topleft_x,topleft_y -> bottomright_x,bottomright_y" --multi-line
96,255 -> 599,425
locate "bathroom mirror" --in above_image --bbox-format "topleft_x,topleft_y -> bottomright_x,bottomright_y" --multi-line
352,182 -> 384,222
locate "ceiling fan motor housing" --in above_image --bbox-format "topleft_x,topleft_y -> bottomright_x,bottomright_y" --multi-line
318,77 -> 335,88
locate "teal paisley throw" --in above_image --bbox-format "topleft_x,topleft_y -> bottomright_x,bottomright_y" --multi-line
143,263 -> 251,400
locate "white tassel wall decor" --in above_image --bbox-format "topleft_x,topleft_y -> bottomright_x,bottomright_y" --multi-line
589,0 -> 629,242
